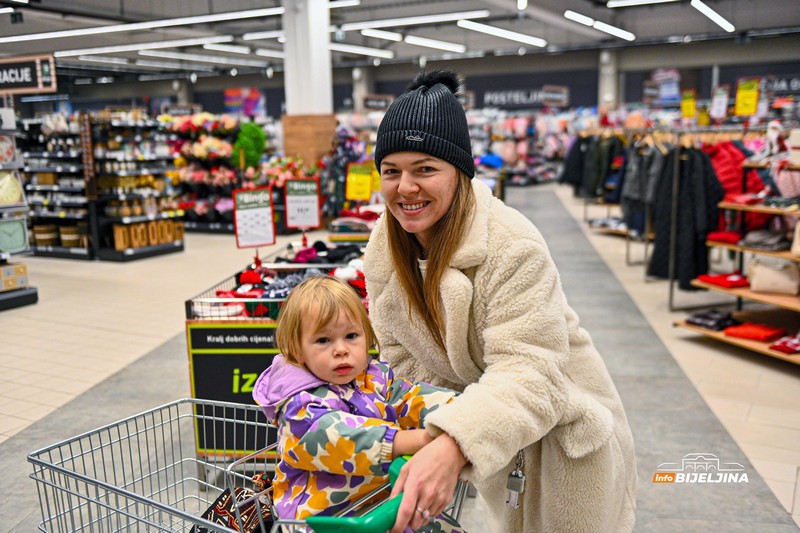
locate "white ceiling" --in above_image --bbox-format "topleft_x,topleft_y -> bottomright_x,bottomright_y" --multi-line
0,0 -> 798,82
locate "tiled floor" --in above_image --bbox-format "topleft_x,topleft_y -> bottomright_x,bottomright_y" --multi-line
1,183 -> 799,528
554,184 -> 800,527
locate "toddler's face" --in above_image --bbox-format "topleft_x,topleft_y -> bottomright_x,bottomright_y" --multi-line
298,310 -> 369,385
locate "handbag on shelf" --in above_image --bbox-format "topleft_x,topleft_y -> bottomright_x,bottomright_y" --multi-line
748,257 -> 800,295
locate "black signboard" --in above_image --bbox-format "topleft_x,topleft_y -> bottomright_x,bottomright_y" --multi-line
0,55 -> 57,95
363,94 -> 394,110
187,321 -> 279,455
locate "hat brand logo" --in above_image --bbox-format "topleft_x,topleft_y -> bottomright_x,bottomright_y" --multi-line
405,134 -> 424,142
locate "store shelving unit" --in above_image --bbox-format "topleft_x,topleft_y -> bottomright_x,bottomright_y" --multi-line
21,117 -> 92,260
20,113 -> 184,262
675,182 -> 800,366
0,112 -> 38,310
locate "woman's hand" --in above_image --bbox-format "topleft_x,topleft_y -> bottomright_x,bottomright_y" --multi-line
390,432 -> 468,533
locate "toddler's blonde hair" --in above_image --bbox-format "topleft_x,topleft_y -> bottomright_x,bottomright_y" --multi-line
276,276 -> 377,365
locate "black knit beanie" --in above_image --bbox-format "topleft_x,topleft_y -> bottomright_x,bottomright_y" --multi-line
375,70 -> 475,178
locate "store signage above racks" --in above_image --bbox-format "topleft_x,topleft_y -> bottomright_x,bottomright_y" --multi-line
0,55 -> 56,95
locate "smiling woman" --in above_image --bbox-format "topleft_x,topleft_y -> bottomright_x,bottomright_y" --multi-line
364,70 -> 638,533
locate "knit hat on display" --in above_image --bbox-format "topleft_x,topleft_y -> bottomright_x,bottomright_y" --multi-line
375,70 -> 475,178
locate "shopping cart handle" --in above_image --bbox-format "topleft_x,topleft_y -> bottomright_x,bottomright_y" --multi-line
306,455 -> 410,533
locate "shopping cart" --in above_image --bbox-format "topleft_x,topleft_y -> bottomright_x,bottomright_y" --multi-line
28,398 -> 468,533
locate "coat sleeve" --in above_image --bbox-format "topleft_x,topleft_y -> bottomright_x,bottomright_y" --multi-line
280,392 -> 398,477
381,365 -> 458,430
424,236 -> 611,481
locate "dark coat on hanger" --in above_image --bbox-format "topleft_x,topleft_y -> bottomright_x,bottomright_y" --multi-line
647,148 -> 724,290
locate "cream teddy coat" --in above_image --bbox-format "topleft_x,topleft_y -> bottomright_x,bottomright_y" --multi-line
364,180 -> 637,532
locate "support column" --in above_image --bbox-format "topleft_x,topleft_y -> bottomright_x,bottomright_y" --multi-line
352,66 -> 376,114
598,50 -> 619,107
282,0 -> 332,115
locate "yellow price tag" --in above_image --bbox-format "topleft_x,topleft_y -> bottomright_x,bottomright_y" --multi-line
59,212 -> 66,218
681,89 -> 696,119
371,166 -> 381,193
346,163 -> 373,202
735,78 -> 760,116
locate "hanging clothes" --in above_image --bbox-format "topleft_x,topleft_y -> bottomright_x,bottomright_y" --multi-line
647,148 -> 725,290
702,141 -> 769,231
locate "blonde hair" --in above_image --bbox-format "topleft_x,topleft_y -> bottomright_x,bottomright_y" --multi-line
276,276 -> 377,365
385,171 -> 475,351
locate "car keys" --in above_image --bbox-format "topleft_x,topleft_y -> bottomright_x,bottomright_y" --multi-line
506,450 -> 526,509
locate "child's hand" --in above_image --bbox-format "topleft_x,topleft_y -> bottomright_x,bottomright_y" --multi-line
391,429 -> 434,457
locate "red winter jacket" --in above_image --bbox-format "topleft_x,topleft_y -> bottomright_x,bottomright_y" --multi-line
703,142 -> 769,231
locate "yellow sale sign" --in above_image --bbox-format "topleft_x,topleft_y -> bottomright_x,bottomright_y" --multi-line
735,78 -> 760,116
346,162 -> 373,201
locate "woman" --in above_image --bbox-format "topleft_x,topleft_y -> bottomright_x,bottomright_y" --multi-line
363,70 -> 637,533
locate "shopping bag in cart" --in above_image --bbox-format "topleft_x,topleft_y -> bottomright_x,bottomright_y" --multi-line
191,473 -> 274,533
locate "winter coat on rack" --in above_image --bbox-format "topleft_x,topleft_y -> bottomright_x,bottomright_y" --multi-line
621,144 -> 656,234
558,135 -> 586,194
647,148 -> 724,290
703,141 -> 769,231
578,136 -> 601,198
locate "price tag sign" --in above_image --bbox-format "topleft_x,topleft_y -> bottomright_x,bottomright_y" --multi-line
285,178 -> 321,229
371,164 -> 381,193
681,89 -> 697,119
346,162 -> 373,202
709,85 -> 730,120
735,77 -> 760,116
232,186 -> 276,248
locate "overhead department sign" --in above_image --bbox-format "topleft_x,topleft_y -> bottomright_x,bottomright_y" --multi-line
0,55 -> 56,94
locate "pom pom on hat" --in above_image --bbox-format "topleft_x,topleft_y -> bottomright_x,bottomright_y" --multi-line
375,69 -> 474,178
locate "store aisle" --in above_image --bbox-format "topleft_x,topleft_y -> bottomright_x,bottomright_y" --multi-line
2,183 -> 799,531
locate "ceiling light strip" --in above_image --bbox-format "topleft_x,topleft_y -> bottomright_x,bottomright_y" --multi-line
563,10 -> 635,40
339,9 -> 490,32
54,35 -> 234,57
328,43 -> 394,59
329,0 -> 361,7
254,48 -> 287,59
403,35 -> 466,53
202,43 -> 252,55
0,8 -> 284,45
563,10 -> 594,27
690,0 -> 735,32
361,29 -> 403,42
592,20 -> 635,41
457,20 -> 547,48
242,30 -> 284,41
135,59 -> 216,72
78,55 -> 129,65
138,49 -> 270,68
607,0 -> 678,7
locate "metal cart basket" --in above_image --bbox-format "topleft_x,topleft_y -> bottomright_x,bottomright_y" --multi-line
28,398 -> 468,533
28,399 -> 277,533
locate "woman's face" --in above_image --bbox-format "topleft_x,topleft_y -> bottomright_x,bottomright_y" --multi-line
380,151 -> 458,249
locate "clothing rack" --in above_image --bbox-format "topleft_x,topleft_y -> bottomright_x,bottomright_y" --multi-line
662,125 -> 769,311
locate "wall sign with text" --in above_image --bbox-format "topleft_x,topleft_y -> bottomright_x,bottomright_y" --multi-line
0,55 -> 56,95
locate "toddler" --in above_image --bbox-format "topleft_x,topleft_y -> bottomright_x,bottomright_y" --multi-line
252,276 -> 463,531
